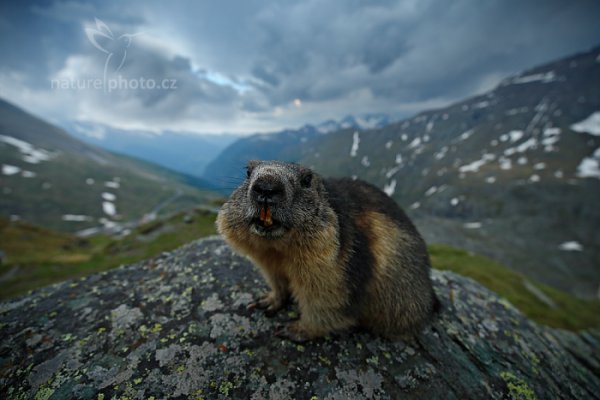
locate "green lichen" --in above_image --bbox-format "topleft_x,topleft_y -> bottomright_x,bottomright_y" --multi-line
296,344 -> 305,352
500,371 -> 537,400
34,387 -> 55,400
219,380 -> 234,396
318,356 -> 331,366
367,356 -> 379,366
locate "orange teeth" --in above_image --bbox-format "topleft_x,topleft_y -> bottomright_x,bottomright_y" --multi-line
260,206 -> 273,227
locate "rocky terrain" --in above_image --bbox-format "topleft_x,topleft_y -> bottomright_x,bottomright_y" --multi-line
1,236 -> 598,399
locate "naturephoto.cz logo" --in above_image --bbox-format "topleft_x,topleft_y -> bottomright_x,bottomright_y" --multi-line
50,18 -> 177,93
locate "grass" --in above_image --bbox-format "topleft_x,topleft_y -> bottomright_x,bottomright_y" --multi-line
429,244 -> 600,331
0,209 -> 217,300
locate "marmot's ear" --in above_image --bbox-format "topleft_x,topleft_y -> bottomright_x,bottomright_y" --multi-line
300,168 -> 313,188
246,160 -> 261,178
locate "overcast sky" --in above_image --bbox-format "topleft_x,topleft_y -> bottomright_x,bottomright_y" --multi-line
0,0 -> 599,135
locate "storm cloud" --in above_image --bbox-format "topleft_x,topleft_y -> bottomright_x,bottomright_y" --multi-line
0,0 -> 599,134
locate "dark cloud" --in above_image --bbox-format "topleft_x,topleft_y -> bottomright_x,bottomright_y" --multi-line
0,0 -> 599,133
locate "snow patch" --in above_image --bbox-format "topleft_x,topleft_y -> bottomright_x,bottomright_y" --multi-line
576,148 -> 600,179
570,112 -> 600,136
102,202 -> 117,216
499,157 -> 512,170
0,135 -> 53,164
2,164 -> 21,176
0,134 -> 53,164
350,132 -> 360,157
410,202 -> 420,210
533,162 -> 546,170
425,186 -> 437,196
458,130 -> 474,141
464,222 -> 482,229
86,178 -> 95,185
485,176 -> 496,184
508,130 -> 524,142
385,141 -> 393,149
383,179 -> 396,197
458,153 -> 495,173
558,241 -> 583,251
542,127 -> 560,150
434,146 -> 448,160
450,198 -> 459,206
361,156 -> 370,167
529,174 -> 540,183
408,137 -> 421,149
385,166 -> 401,179
473,100 -> 490,109
105,180 -> 120,189
509,71 -> 556,85
102,192 -> 117,201
504,138 -> 537,156
21,170 -> 36,178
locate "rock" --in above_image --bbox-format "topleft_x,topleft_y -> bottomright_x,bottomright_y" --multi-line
0,236 -> 598,399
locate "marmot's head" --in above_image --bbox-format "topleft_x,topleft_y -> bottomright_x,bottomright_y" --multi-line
218,160 -> 327,239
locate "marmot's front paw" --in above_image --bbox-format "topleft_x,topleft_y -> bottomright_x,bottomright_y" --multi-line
274,321 -> 313,343
248,292 -> 285,317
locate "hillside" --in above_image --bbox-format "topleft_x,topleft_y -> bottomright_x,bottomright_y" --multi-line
0,209 -> 218,300
299,46 -> 600,299
0,99 -> 220,233
1,236 -> 598,399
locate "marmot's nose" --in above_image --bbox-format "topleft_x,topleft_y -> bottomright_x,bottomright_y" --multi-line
251,179 -> 285,205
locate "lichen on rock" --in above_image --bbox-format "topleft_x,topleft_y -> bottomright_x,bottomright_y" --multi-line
0,236 -> 598,399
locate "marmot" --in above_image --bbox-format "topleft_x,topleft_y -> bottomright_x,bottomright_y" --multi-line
217,160 -> 438,341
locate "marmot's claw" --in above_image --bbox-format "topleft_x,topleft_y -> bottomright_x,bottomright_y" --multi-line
264,306 -> 280,318
274,323 -> 311,343
250,293 -> 285,317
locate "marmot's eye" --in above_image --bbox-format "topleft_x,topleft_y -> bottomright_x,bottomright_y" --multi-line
246,168 -> 252,179
300,170 -> 312,188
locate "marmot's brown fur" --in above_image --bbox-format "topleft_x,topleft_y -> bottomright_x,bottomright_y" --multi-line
217,160 -> 438,341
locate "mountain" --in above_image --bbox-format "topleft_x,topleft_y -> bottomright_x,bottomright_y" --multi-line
297,46 -> 600,298
0,99 -> 220,233
63,121 -> 240,177
201,114 -> 392,190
